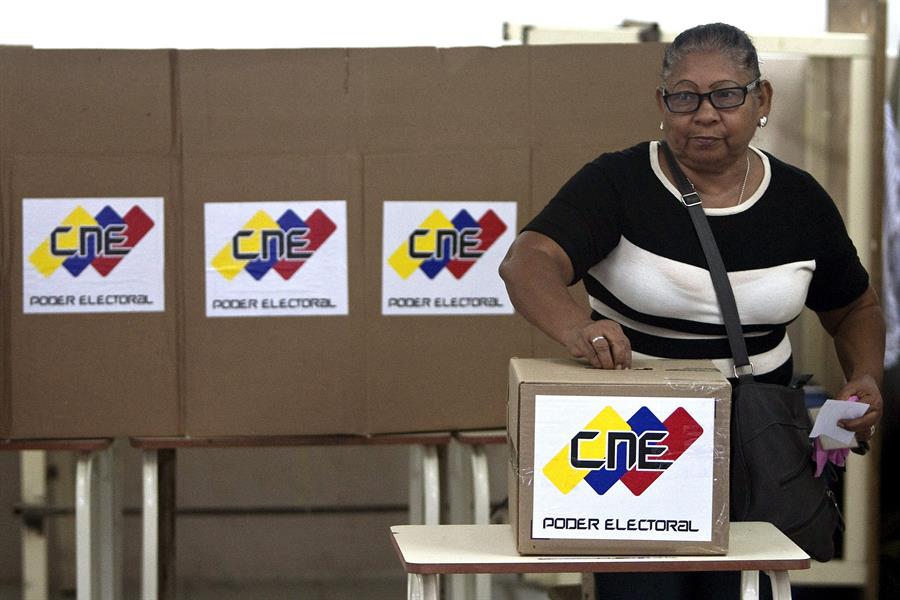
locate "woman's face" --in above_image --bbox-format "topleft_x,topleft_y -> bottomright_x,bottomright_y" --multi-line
656,50 -> 772,173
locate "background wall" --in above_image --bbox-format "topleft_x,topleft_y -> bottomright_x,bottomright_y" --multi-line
2,1 -> 833,49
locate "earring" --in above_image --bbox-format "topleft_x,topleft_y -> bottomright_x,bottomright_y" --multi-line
758,115 -> 768,128
659,121 -> 664,130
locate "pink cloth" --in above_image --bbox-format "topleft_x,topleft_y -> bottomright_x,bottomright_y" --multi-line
813,395 -> 858,477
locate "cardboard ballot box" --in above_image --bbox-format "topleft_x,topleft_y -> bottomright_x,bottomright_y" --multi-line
508,358 -> 731,555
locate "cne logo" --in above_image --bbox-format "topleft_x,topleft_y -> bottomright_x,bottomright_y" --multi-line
387,209 -> 507,280
211,208 -> 336,281
543,406 -> 702,497
29,205 -> 155,278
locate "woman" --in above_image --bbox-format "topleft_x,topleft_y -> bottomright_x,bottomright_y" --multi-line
499,22 -> 885,598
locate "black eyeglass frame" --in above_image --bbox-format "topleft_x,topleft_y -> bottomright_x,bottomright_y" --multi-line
661,78 -> 762,113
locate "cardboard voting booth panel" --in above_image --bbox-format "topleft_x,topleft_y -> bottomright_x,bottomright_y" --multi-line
179,49 -> 355,157
177,50 -> 365,436
181,155 -> 364,436
508,358 -> 731,555
529,44 -> 663,150
355,47 -> 533,434
0,49 -> 179,438
364,149 -> 531,434
351,46 -> 531,153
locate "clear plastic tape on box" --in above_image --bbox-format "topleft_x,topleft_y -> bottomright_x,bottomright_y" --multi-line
663,375 -> 732,554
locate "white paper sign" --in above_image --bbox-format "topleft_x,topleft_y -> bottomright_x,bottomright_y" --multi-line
204,201 -> 348,317
22,197 -> 165,314
381,201 -> 516,315
532,395 -> 715,542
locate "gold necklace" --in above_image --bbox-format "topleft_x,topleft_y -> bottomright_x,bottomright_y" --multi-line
685,151 -> 752,207
736,152 -> 751,206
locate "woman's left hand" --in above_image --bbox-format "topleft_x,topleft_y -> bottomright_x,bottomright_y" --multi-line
817,286 -> 885,443
835,374 -> 883,442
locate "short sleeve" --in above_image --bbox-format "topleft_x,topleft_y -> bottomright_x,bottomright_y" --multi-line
804,183 -> 870,312
523,157 -> 624,284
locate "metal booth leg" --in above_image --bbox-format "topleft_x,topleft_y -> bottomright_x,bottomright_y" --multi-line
469,444 -> 491,600
141,450 -> 159,600
97,441 -> 123,600
408,445 -> 440,525
75,449 -> 100,599
142,448 -> 176,600
20,450 -> 49,600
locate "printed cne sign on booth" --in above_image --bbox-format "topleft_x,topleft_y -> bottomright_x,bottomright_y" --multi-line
508,358 -> 731,556
382,201 -> 516,315
204,201 -> 348,317
23,197 -> 166,314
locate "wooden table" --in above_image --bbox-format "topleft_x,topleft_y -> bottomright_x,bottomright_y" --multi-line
2,438 -> 120,600
131,432 -> 452,600
390,522 -> 810,600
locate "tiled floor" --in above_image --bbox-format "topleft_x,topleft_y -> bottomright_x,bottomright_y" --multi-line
177,576 -> 551,599
176,578 -> 405,599
0,578 -> 866,599
0,574 -> 554,599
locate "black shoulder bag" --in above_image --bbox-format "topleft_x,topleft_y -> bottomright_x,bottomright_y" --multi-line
659,141 -> 841,562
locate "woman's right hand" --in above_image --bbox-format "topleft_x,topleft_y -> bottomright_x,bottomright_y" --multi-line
499,232 -> 632,370
563,319 -> 632,370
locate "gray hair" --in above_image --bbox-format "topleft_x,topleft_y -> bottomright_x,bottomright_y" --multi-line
661,23 -> 761,86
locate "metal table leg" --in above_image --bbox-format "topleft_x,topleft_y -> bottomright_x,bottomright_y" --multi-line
741,570 -> 760,600
766,570 -> 793,600
408,573 -> 439,600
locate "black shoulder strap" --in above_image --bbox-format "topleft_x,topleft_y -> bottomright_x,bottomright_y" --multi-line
658,141 -> 754,383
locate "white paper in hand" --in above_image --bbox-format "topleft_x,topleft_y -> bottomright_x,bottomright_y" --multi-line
809,399 -> 870,447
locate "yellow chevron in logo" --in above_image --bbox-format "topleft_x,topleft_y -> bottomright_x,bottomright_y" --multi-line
387,210 -> 455,279
29,205 -> 97,277
212,210 -> 280,280
542,406 -> 631,495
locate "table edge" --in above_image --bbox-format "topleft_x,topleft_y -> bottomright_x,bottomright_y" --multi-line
389,524 -> 811,575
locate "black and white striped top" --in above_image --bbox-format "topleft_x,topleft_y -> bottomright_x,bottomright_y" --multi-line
525,141 -> 868,384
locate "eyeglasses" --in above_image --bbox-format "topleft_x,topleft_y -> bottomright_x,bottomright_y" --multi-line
662,79 -> 761,113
